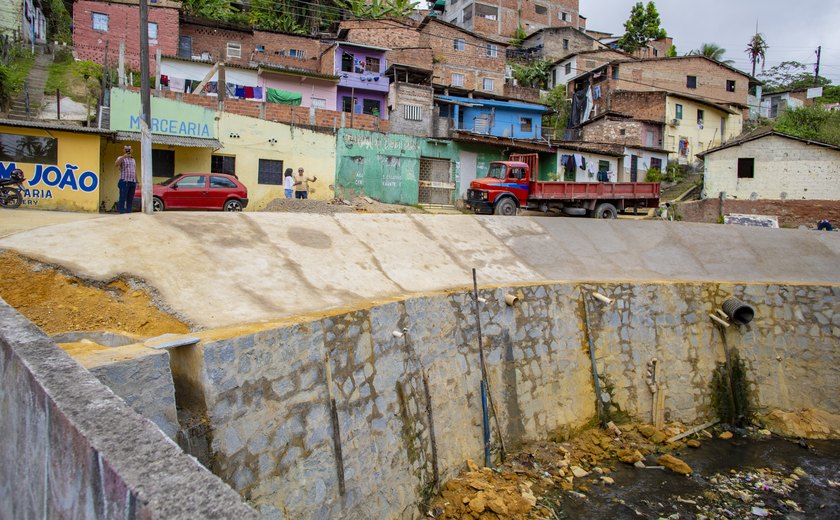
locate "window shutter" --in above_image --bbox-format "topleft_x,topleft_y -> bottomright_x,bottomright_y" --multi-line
404,104 -> 423,121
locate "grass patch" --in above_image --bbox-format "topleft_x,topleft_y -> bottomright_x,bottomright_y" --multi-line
0,47 -> 36,110
44,59 -> 101,104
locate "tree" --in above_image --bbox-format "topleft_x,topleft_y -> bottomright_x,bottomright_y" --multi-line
774,106 -> 840,146
690,43 -> 733,65
511,59 -> 551,89
760,61 -> 831,91
541,85 -> 570,135
665,44 -> 677,58
616,2 -> 667,54
745,32 -> 768,77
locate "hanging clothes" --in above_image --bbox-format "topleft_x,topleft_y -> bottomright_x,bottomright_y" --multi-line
243,86 -> 255,99
266,87 -> 303,106
234,86 -> 245,98
168,77 -> 185,92
160,75 -> 169,86
225,83 -> 237,98
253,86 -> 263,100
203,81 -> 218,94
582,86 -> 593,122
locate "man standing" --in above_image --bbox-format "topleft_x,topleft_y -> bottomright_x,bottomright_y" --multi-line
294,167 -> 317,199
115,145 -> 137,213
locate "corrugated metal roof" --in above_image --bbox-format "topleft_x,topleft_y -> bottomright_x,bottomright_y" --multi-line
114,132 -> 222,148
0,118 -> 114,134
435,95 -> 549,112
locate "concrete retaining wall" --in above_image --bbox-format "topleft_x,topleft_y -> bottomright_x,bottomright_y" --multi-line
169,281 -> 840,518
0,300 -> 257,520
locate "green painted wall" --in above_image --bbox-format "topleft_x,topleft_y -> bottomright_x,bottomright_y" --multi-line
0,0 -> 21,36
110,88 -> 217,138
336,129 -> 459,205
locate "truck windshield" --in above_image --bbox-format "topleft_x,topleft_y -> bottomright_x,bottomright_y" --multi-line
486,164 -> 507,179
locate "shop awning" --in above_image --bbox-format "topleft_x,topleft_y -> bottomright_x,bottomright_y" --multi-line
266,88 -> 303,106
114,132 -> 222,148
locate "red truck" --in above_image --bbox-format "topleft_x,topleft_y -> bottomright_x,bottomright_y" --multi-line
464,153 -> 660,218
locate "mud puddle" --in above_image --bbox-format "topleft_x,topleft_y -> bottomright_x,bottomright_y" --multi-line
554,437 -> 840,519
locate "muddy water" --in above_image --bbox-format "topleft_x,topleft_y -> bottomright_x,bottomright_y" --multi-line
554,438 -> 840,519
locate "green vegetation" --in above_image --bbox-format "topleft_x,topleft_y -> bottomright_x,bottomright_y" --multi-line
541,85 -> 570,135
665,44 -> 677,58
645,167 -> 662,182
745,32 -> 768,77
45,52 -> 103,107
616,1 -> 667,54
44,0 -> 73,44
689,43 -> 733,65
760,60 -> 831,92
0,46 -> 36,111
511,59 -> 551,89
774,106 -> 840,147
663,160 -> 683,182
818,85 -> 840,104
710,351 -> 752,425
510,25 -> 528,48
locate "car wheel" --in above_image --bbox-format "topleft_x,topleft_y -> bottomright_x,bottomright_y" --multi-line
152,196 -> 164,212
494,197 -> 518,216
594,202 -> 618,219
224,199 -> 243,212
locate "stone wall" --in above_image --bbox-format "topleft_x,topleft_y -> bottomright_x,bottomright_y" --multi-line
0,300 -> 256,519
164,280 -> 840,518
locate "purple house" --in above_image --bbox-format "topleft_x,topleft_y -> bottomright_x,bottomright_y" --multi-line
333,42 -> 390,120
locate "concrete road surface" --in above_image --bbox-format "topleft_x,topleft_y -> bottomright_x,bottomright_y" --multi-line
0,211 -> 837,329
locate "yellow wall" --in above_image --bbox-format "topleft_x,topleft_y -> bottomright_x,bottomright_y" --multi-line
100,142 -> 212,211
664,97 -> 743,164
217,113 -> 338,209
0,125 -> 103,212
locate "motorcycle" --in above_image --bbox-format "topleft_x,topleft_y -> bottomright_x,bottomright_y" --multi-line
0,168 -> 25,209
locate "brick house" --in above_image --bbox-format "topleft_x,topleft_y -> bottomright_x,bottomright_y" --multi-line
579,112 -> 669,181
338,18 -> 433,71
73,0 -> 180,72
441,0 -> 580,39
548,48 -> 629,89
518,26 -> 605,62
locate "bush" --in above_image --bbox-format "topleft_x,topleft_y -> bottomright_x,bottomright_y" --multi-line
645,168 -> 662,182
53,46 -> 74,64
0,65 -> 12,111
663,161 -> 683,182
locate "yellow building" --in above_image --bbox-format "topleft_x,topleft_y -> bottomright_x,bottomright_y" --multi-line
664,94 -> 743,165
215,112 -> 338,209
0,120 -> 107,212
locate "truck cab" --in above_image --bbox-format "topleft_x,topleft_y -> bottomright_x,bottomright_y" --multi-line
465,161 -> 531,216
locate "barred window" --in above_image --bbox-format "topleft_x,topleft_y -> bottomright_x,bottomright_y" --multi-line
403,104 -> 423,121
258,159 -> 284,185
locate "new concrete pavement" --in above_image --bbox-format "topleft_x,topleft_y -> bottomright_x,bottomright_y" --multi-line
0,210 -> 837,329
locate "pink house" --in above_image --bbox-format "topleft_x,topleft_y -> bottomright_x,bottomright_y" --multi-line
258,66 -> 339,111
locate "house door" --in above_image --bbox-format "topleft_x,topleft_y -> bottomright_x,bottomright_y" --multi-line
458,151 -> 477,196
630,155 -> 638,182
419,158 -> 455,205
178,36 -> 192,59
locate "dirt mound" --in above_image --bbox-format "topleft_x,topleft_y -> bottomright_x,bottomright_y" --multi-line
0,250 -> 190,337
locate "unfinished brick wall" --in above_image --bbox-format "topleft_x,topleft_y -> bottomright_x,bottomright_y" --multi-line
179,23 -> 254,67
521,27 -> 602,61
466,0 -> 580,39
251,31 -> 323,72
73,0 -> 179,73
609,91 -> 667,122
387,82 -> 433,136
582,117 -> 646,146
420,19 -> 506,94
338,19 -> 433,70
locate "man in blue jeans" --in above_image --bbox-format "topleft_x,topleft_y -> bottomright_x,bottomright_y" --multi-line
115,145 -> 137,213
294,167 -> 317,199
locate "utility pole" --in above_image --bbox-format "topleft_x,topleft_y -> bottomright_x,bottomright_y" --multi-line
815,46 -> 822,86
139,0 -> 153,214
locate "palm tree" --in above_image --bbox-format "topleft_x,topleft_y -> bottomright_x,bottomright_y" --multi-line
745,33 -> 769,77
690,43 -> 733,65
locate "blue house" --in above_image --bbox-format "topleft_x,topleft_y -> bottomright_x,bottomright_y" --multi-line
435,95 -> 549,139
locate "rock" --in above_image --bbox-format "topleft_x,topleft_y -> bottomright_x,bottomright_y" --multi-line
757,429 -> 771,436
462,496 -> 470,504
468,480 -> 490,490
571,465 -> 589,478
634,460 -> 646,469
468,493 -> 486,513
751,506 -> 769,517
607,421 -> 622,437
719,431 -> 734,440
650,431 -> 667,444
486,493 -> 507,515
657,454 -> 693,475
560,480 -> 573,491
794,467 -> 808,477
466,459 -> 479,472
638,424 -> 657,438
687,439 -> 702,448
759,409 -> 840,439
618,448 -> 643,464
600,476 -> 615,485
520,486 -> 537,507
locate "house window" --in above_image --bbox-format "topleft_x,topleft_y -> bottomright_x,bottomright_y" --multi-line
363,99 -> 381,117
0,133 -> 57,163
563,39 -> 569,50
650,157 -> 662,172
226,42 -> 242,59
611,65 -> 619,79
697,109 -> 704,126
341,52 -> 354,73
686,75 -> 697,89
92,12 -> 108,32
475,4 -> 498,20
255,44 -> 265,53
365,56 -> 380,73
564,62 -> 571,74
342,96 -> 356,112
485,44 -> 498,58
593,85 -> 601,99
454,38 -> 465,51
257,159 -> 284,185
311,98 -> 326,109
520,117 -> 533,132
675,103 -> 683,119
211,155 -> 236,176
482,78 -> 494,91
737,158 -> 754,179
151,149 -> 174,178
404,104 -> 423,121
726,80 -> 736,92
653,48 -> 659,57
535,4 -> 547,15
451,73 -> 464,87
148,22 -> 158,40
289,49 -> 305,59
561,12 -> 569,21
463,6 -> 472,22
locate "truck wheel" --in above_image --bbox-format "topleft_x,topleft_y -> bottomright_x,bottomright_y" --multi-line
494,198 -> 518,216
594,203 -> 618,219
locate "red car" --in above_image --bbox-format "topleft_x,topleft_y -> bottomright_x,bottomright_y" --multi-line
134,173 -> 248,211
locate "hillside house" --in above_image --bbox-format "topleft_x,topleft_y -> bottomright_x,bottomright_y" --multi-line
435,95 -> 549,139
548,48 -> 628,89
441,0 -> 581,39
759,88 -> 818,118
517,26 -> 604,62
325,41 -> 390,120
579,112 -> 668,181
1,0 -> 46,43
699,130 -> 840,201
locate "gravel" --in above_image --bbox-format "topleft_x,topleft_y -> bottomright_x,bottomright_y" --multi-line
261,197 -> 426,215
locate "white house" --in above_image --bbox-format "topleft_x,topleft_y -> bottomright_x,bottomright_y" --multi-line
698,130 -> 840,201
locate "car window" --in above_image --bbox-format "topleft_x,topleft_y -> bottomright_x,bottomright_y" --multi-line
210,176 -> 237,188
175,175 -> 205,188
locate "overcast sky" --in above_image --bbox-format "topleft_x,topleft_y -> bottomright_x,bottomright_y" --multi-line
580,0 -> 840,84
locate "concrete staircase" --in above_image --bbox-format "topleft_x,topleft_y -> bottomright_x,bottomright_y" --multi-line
7,46 -> 51,120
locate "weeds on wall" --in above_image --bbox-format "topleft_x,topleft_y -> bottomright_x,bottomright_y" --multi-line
710,350 -> 752,426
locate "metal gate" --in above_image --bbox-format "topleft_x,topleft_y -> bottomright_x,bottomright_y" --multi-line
418,158 -> 454,205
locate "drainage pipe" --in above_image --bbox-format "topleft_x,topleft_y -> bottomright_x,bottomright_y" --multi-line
472,268 -> 491,468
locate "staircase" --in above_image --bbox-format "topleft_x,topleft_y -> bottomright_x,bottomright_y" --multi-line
7,46 -> 51,120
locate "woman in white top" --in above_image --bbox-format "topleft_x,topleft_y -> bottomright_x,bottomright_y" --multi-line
283,168 -> 294,199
